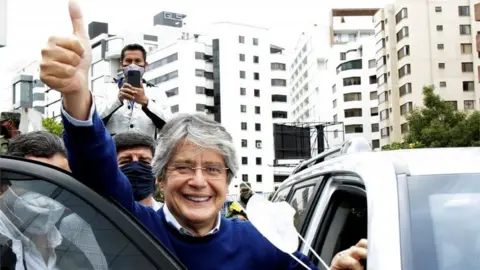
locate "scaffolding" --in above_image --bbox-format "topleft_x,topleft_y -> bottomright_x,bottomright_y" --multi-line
272,121 -> 345,167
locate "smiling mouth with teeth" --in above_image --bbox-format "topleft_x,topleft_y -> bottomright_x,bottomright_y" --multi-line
184,195 -> 211,202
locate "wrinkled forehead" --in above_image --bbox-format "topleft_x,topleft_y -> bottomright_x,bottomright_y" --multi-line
170,139 -> 224,164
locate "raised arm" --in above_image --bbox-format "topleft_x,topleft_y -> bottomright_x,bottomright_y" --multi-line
39,0 -> 152,220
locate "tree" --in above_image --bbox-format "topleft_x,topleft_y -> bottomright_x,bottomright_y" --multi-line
382,86 -> 480,150
154,185 -> 164,202
42,117 -> 63,136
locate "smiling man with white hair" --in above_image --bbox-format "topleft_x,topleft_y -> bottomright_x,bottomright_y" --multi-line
37,1 -> 366,269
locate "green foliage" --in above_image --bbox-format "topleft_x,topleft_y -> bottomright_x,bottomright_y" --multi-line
383,86 -> 480,150
42,117 -> 63,136
0,137 -> 8,154
154,184 -> 164,202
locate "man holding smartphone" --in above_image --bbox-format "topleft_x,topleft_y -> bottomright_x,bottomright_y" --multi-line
93,44 -> 171,138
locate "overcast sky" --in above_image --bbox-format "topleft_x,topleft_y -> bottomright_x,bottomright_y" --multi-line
0,0 -> 393,90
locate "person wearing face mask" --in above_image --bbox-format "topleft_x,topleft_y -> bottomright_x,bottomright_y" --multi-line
114,132 -> 163,210
92,43 -> 171,138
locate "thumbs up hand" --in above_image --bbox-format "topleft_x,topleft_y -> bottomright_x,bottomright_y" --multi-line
40,0 -> 91,94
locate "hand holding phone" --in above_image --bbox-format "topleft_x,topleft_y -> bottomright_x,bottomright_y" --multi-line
127,70 -> 142,88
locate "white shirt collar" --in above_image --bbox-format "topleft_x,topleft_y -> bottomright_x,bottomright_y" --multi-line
151,199 -> 163,211
162,203 -> 221,237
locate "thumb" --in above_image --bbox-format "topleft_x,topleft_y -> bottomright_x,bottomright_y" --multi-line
69,0 -> 88,39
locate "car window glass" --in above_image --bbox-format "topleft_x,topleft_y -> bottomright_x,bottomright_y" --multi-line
311,185 -> 367,268
0,170 -> 158,270
289,181 -> 317,231
272,186 -> 292,202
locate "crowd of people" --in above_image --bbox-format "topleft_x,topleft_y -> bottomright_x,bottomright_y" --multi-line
0,1 -> 368,269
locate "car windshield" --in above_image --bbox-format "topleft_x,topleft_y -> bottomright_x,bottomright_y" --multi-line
405,173 -> 480,270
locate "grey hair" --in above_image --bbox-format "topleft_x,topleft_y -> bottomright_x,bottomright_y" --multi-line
152,113 -> 239,184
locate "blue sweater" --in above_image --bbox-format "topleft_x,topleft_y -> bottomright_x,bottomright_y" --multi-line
61,108 -> 319,270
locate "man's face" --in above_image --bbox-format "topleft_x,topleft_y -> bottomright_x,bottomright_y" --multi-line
117,146 -> 153,167
25,153 -> 70,172
162,139 -> 228,233
121,50 -> 146,68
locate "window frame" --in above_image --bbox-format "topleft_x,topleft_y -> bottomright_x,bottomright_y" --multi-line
0,156 -> 184,270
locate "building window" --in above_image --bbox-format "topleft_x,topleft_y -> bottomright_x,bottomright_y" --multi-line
195,69 -> 205,77
399,83 -> 412,97
272,95 -> 287,102
458,6 -> 470,16
336,59 -> 362,74
271,79 -> 287,86
145,53 -> 178,72
397,45 -> 410,60
370,91 -> 377,100
438,63 -> 445,69
239,54 -> 245,61
459,25 -> 471,35
333,114 -> 338,122
464,100 -> 475,110
344,93 -> 362,102
400,102 -> 413,115
461,43 -> 473,54
166,87 -> 179,97
255,106 -> 261,114
380,109 -> 389,120
401,123 -> 409,134
242,174 -> 248,182
436,25 -> 443,31
256,175 -> 262,183
437,44 -> 444,50
195,103 -> 206,112
462,62 -> 473,72
240,87 -> 246,95
255,140 -> 262,149
396,26 -> 409,42
254,89 -> 260,97
253,38 -> 259,46
439,81 -> 447,88
253,56 -> 259,64
463,81 -> 474,92
242,157 -> 248,165
256,157 -> 262,165
371,123 -> 379,132
253,73 -> 260,80
344,108 -> 362,118
240,70 -> 246,79
435,6 -> 442,12
398,64 -> 411,78
195,52 -> 204,60
241,122 -> 247,130
195,86 -> 205,94
370,107 -> 379,116
395,7 -> 408,24
343,77 -> 361,86
332,84 -> 337,93
240,105 -> 247,112
369,75 -> 377,84
271,63 -> 286,70
241,139 -> 248,148
372,139 -> 380,149
368,59 -> 376,69
333,99 -> 337,108
345,124 -> 364,134
171,104 -> 179,113
148,70 -> 179,85
340,52 -> 346,60
445,101 -> 458,110
239,36 -> 245,43
255,123 -> 261,131
379,92 -> 388,104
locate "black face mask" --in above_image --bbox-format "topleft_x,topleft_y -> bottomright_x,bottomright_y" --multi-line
120,161 -> 156,201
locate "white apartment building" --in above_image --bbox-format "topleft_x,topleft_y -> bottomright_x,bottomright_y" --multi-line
329,36 -> 381,149
287,9 -> 378,160
0,0 -> 6,48
375,0 -> 480,146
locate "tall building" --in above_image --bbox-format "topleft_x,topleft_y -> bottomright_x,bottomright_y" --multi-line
0,0 -> 6,48
328,36 -> 381,149
288,9 -> 378,158
375,0 -> 480,146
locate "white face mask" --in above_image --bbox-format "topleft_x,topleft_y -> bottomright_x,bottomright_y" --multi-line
13,191 -> 65,235
123,63 -> 145,77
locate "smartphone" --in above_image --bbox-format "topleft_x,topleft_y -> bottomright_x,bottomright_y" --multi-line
126,70 -> 142,88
